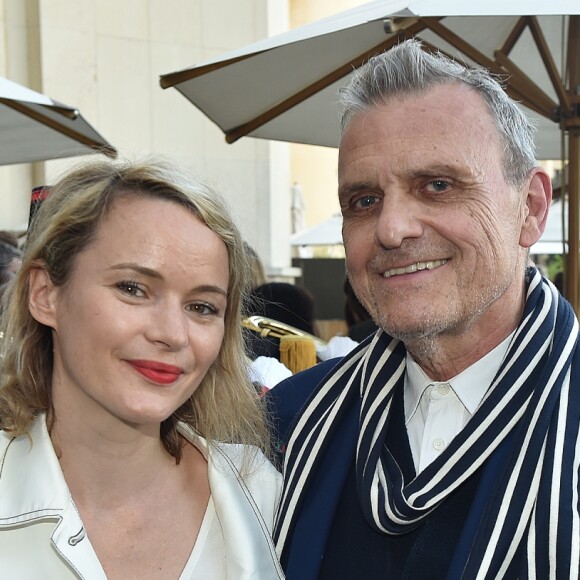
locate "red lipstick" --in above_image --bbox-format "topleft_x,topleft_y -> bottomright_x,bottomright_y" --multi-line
128,360 -> 183,385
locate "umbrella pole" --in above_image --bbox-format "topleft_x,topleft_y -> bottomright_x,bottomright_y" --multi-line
567,133 -> 580,313
564,16 -> 580,314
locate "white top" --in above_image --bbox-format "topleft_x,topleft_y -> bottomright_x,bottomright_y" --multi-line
0,415 -> 284,579
404,332 -> 514,473
179,497 -> 226,579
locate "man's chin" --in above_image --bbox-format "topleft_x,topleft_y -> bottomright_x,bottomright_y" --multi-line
376,311 -> 453,343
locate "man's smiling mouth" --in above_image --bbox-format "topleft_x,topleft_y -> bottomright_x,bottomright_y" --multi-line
383,259 -> 448,278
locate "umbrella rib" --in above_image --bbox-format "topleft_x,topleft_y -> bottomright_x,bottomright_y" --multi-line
39,102 -> 79,120
493,51 -> 559,119
497,15 -> 569,116
499,15 -> 528,54
159,52 -> 266,89
225,20 -> 434,143
527,16 -> 571,112
0,99 -> 117,158
419,18 -> 499,71
417,37 -> 547,118
219,14 -> 575,146
420,18 -> 560,120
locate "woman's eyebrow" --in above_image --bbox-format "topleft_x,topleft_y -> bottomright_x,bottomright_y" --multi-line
109,263 -> 162,279
109,263 -> 228,297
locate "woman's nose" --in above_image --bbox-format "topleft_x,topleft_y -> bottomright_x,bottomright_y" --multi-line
145,301 -> 189,350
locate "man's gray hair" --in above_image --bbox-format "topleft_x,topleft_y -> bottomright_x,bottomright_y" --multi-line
339,39 -> 537,186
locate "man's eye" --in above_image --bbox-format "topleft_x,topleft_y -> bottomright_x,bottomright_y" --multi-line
425,180 -> 451,193
354,195 -> 379,209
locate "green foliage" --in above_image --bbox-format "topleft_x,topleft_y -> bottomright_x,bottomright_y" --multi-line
547,254 -> 564,281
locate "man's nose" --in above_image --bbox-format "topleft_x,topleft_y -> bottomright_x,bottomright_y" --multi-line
375,193 -> 424,249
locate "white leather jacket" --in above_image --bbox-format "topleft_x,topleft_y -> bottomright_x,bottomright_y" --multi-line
0,415 -> 284,579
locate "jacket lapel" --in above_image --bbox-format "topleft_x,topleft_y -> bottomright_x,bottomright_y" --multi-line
207,442 -> 285,579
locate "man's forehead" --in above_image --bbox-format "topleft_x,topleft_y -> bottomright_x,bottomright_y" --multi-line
339,84 -> 491,138
338,94 -> 500,176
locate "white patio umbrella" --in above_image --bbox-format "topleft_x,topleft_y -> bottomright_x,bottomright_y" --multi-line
290,214 -> 343,246
0,76 -> 116,165
160,1 -> 577,154
160,0 -> 580,309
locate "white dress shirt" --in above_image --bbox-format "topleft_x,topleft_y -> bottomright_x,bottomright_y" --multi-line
404,333 -> 514,474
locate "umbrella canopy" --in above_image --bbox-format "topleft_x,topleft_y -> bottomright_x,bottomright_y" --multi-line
160,0 -> 580,308
160,1 -> 577,154
290,214 -> 342,246
0,76 -> 116,165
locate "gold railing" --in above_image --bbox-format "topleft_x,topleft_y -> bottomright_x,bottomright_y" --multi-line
242,315 -> 327,349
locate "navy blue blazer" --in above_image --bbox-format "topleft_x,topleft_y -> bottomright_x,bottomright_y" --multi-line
267,358 -> 341,457
266,359 -> 517,580
267,359 -> 357,578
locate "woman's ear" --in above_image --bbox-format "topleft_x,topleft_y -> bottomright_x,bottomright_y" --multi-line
28,267 -> 58,328
519,167 -> 552,249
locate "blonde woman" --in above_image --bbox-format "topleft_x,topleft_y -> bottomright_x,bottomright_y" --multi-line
0,159 -> 283,579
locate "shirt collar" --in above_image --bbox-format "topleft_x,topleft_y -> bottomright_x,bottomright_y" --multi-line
404,331 -> 515,423
0,414 -> 71,523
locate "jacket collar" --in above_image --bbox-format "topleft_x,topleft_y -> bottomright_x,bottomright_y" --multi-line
179,424 -> 285,579
0,414 -> 70,524
0,416 -> 283,579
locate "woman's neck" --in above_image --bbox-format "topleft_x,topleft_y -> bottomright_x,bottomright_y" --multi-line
49,409 -> 178,508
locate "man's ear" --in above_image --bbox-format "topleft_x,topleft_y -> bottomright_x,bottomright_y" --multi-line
519,167 -> 552,249
28,266 -> 58,328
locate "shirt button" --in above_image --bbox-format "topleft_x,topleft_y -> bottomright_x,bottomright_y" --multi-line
437,383 -> 450,396
433,438 -> 446,452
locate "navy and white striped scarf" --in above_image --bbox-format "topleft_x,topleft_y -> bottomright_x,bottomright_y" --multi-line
274,269 -> 580,578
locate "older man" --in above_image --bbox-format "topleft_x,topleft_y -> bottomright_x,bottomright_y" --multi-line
268,40 -> 579,579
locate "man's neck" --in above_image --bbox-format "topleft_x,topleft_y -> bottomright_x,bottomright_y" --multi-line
405,319 -> 521,382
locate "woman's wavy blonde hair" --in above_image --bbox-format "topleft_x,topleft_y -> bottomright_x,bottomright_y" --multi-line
0,158 -> 270,463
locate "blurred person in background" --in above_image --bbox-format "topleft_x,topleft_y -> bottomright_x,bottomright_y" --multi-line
0,233 -> 22,308
243,242 -> 268,291
343,277 -> 378,342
